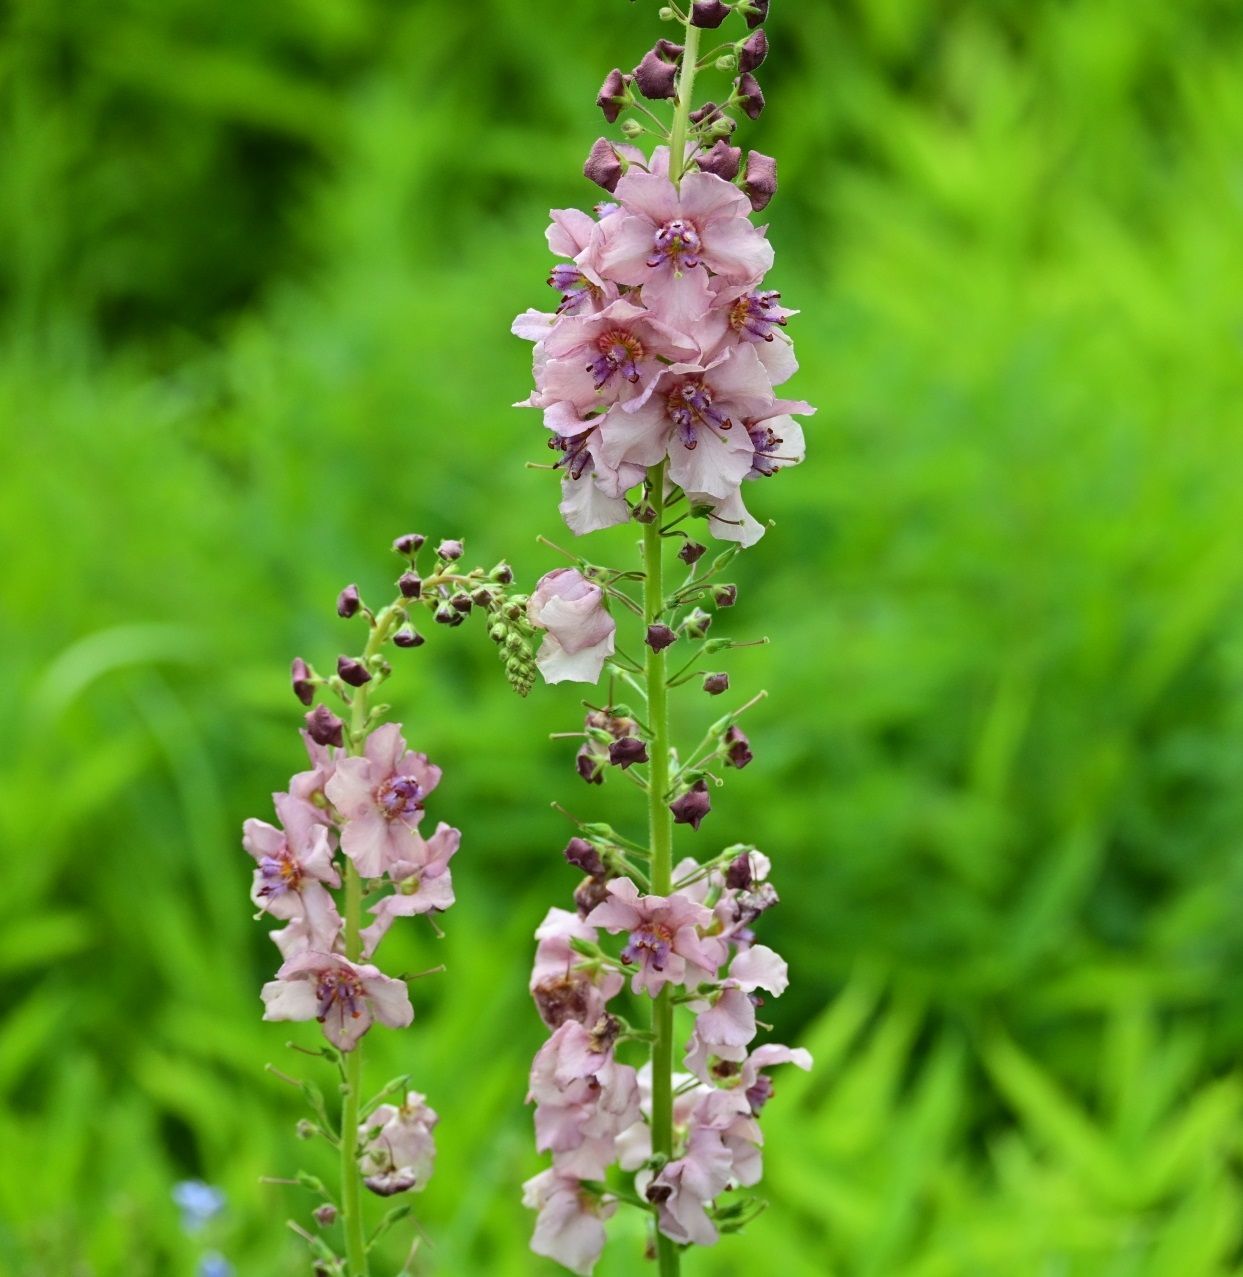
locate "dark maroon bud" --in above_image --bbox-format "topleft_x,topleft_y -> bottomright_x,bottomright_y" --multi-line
646,1181 -> 674,1205
365,1172 -> 417,1198
684,608 -> 713,639
739,29 -> 769,73
714,583 -> 738,607
692,0 -> 730,27
678,541 -> 708,565
646,624 -> 678,652
450,592 -> 473,614
742,149 -> 778,211
670,779 -> 712,830
610,737 -> 650,768
725,852 -> 754,891
576,744 -> 605,785
336,584 -> 362,619
436,538 -> 463,561
491,561 -> 514,584
584,137 -> 625,192
313,1203 -> 338,1227
596,68 -> 632,123
736,72 -> 765,119
565,836 -> 606,878
689,100 -> 724,127
471,586 -> 496,607
291,657 -> 315,706
392,532 -> 425,556
696,139 -> 743,182
575,876 -> 611,916
741,0 -> 769,28
724,724 -> 753,768
337,655 -> 372,687
633,502 -> 658,524
634,40 -> 683,101
433,604 -> 454,626
393,626 -> 424,648
703,672 -> 730,696
305,705 -> 344,748
398,571 -> 422,599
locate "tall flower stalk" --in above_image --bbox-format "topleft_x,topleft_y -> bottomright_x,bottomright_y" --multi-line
243,534 -> 536,1275
515,2 -> 813,1272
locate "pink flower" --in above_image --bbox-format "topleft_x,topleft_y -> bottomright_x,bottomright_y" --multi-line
287,730 -> 338,825
586,878 -> 725,996
261,952 -> 413,1051
598,170 -> 774,329
323,724 -> 442,878
685,945 -> 789,1080
523,1170 -> 617,1276
597,346 -> 777,501
530,907 -> 625,1030
243,793 -> 342,953
358,1091 -> 438,1196
270,909 -> 341,961
528,568 -> 616,685
359,822 -> 461,956
698,281 -> 800,387
529,1021 -> 642,1179
640,1125 -> 735,1246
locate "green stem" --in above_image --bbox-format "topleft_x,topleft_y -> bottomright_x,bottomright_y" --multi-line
337,611 -> 397,1277
643,465 -> 679,1277
667,20 -> 703,189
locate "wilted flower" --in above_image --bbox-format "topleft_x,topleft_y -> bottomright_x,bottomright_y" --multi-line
359,1091 -> 439,1196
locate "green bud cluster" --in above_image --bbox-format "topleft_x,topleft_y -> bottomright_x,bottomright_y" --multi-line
486,592 -> 539,697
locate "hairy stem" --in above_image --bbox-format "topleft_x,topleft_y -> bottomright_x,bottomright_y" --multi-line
643,464 -> 679,1277
667,16 -> 703,189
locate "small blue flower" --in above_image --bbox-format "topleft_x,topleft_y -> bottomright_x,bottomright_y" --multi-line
198,1252 -> 234,1277
172,1180 -> 226,1234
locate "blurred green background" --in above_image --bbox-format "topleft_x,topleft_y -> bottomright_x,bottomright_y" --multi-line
3,0 -> 1243,1272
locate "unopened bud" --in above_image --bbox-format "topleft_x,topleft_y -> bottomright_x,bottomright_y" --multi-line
634,40 -> 683,101
743,149 -> 778,211
471,586 -> 496,607
291,657 -> 315,706
725,852 -> 755,891
621,119 -> 644,139
697,139 -> 742,181
703,672 -> 730,695
336,584 -> 361,618
450,593 -> 473,614
714,583 -> 738,607
740,0 -> 770,28
313,1203 -> 338,1227
436,538 -> 464,561
491,561 -> 515,584
709,116 -> 737,139
679,541 -> 708,565
434,604 -> 457,626
715,54 -> 738,73
724,724 -> 753,769
576,744 -> 605,786
692,0 -> 731,28
683,608 -> 713,639
659,5 -> 677,18
739,29 -> 769,73
735,72 -> 765,119
670,779 -> 712,831
398,571 -> 422,599
565,836 -> 606,878
584,137 -> 625,193
646,624 -> 678,652
690,101 -> 723,127
305,705 -> 344,748
337,655 -> 371,687
596,67 -> 632,124
393,626 -> 424,648
609,736 -> 650,768
392,532 -> 425,556
489,622 -> 507,643
296,1119 -> 318,1140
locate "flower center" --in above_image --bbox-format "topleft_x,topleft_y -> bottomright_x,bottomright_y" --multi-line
666,378 -> 732,449
747,422 -> 785,476
621,921 -> 675,971
729,289 -> 786,342
257,848 -> 302,900
315,968 -> 365,1022
648,219 -> 702,274
374,775 -> 423,822
587,328 -> 645,389
548,264 -> 600,315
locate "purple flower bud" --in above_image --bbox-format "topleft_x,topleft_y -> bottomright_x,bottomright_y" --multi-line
703,672 -> 730,696
736,72 -> 765,119
565,836 -> 606,878
491,561 -> 514,584
609,737 -> 650,768
725,852 -> 754,891
724,724 -> 753,768
670,779 -> 712,830
696,139 -> 743,181
398,571 -> 422,599
392,532 -> 424,555
471,586 -> 496,607
739,29 -> 769,73
714,583 -> 738,607
393,626 -> 424,648
634,40 -> 683,101
436,538 -> 463,561
291,657 -> 315,706
313,1203 -> 338,1227
305,705 -> 344,748
691,0 -> 730,27
678,541 -> 708,565
336,584 -> 361,619
690,100 -> 724,127
434,604 -> 456,626
743,149 -> 778,211
741,0 -> 770,28
596,68 -> 632,123
646,624 -> 678,652
450,593 -> 473,614
633,502 -> 658,524
576,743 -> 605,785
584,137 -> 625,193
337,655 -> 371,687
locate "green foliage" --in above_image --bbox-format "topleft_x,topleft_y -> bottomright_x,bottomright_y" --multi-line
2,0 -> 1243,1272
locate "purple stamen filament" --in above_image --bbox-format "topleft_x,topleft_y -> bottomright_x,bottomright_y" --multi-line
648,219 -> 703,277
375,776 -> 423,822
667,378 -> 732,449
587,328 -> 646,389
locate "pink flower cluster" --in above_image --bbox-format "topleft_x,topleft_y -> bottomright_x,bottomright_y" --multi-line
243,724 -> 460,1054
524,850 -> 810,1273
513,145 -> 814,546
